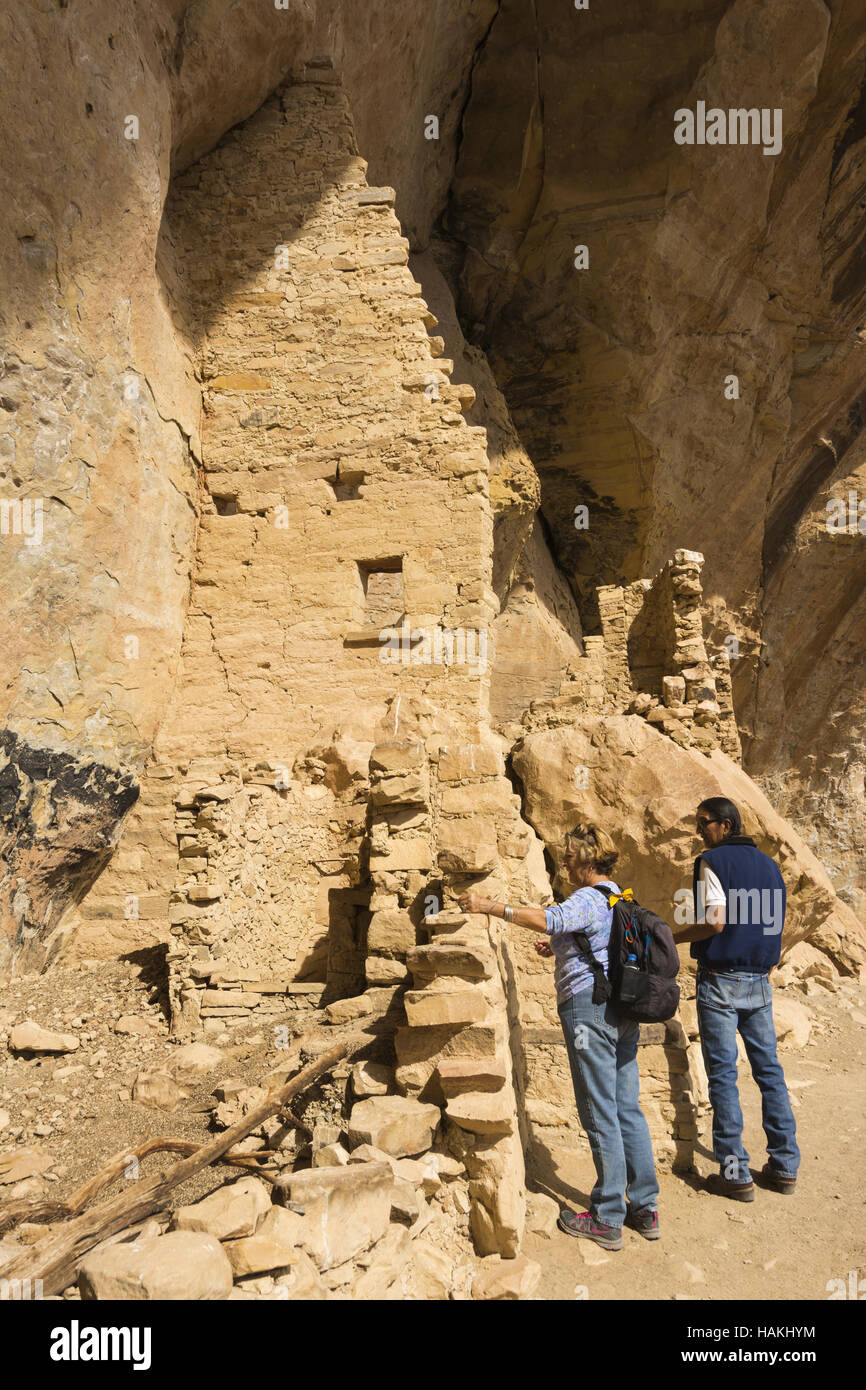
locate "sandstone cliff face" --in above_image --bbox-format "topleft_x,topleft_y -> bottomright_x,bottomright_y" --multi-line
0,0 -> 321,962
1,1 -> 865,971
439,0 -> 866,913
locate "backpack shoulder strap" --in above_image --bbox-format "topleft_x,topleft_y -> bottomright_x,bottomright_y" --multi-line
590,884 -> 612,904
573,927 -> 611,1004
573,928 -> 598,962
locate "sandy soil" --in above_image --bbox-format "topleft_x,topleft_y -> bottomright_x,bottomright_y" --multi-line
523,973 -> 866,1300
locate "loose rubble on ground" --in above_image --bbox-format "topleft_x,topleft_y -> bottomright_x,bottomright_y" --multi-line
0,935 -> 861,1301
0,950 -> 547,1300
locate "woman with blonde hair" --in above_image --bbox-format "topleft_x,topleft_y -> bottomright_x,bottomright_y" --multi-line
459,822 -> 659,1250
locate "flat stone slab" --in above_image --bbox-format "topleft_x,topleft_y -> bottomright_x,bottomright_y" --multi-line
369,838 -> 432,872
395,1023 -> 497,1065
347,1096 -> 440,1157
9,1020 -> 79,1054
406,943 -> 495,982
404,981 -> 487,1028
201,990 -> 261,1008
445,1090 -> 514,1137
436,1058 -> 507,1095
278,1162 -> 394,1201
324,985 -> 401,1024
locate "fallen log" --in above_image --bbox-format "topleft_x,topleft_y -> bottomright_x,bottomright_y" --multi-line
0,1139 -> 287,1238
0,1028 -> 372,1296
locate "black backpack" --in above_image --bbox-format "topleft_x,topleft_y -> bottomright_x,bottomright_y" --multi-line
573,885 -> 681,1023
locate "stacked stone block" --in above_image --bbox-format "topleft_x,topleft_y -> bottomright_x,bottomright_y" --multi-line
359,732 -> 528,1255
596,583 -> 633,707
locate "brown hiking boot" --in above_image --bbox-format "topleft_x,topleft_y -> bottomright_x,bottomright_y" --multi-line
759,1162 -> 797,1195
705,1173 -> 756,1202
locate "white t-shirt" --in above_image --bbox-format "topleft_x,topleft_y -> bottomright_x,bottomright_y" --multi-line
697,860 -> 725,919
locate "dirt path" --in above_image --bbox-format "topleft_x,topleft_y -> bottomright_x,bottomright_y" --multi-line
523,974 -> 866,1300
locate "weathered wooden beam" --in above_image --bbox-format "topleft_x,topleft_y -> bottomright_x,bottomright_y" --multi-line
0,1027 -> 374,1296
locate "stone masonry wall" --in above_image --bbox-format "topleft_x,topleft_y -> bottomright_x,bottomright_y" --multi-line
525,548 -> 741,762
73,62 -> 495,962
77,65 -> 533,1256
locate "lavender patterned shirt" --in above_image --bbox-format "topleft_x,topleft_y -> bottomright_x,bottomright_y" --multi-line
544,880 -> 619,1006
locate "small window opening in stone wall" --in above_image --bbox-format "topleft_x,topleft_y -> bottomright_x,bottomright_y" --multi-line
359,557 -> 404,628
327,465 -> 366,502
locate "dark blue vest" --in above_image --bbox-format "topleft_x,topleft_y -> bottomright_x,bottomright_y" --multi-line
691,841 -> 786,973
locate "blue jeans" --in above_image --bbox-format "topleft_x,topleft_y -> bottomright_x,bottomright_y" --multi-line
558,986 -> 659,1228
696,968 -> 800,1184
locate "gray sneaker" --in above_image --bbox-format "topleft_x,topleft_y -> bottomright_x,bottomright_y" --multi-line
557,1208 -> 623,1250
625,1204 -> 661,1240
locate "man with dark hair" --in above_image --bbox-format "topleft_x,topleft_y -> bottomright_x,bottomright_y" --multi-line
672,797 -> 800,1201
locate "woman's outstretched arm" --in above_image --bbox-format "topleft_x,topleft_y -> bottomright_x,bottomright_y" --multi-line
457,891 -> 548,933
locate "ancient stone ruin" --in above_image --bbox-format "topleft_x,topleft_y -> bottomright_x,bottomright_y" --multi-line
2,4 -> 866,1304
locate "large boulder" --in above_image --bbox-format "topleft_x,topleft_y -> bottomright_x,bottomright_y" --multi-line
513,716 -> 866,974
